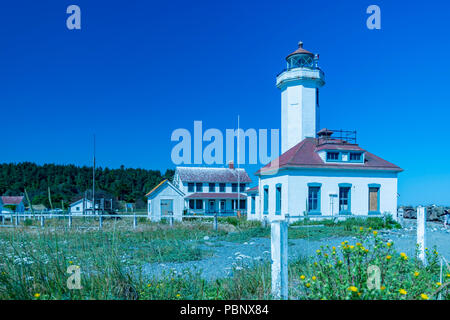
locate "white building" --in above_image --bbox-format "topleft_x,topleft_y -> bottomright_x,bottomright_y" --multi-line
69,198 -> 93,216
146,164 -> 252,221
146,179 -> 185,222
173,164 -> 251,215
248,42 -> 403,222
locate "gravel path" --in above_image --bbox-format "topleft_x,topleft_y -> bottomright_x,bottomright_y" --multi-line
142,221 -> 450,280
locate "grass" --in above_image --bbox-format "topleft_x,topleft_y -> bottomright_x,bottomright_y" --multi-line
0,216 -> 446,300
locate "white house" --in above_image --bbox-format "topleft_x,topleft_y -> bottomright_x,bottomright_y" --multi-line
172,164 -> 251,216
146,179 -> 185,222
69,198 -> 93,216
248,42 -> 402,222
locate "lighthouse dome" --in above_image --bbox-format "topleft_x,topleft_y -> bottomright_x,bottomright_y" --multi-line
286,41 -> 316,69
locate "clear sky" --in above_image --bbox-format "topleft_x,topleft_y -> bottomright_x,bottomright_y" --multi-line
1,0 -> 449,206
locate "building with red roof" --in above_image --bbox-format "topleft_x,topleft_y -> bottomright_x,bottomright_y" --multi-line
0,196 -> 25,213
247,43 -> 402,222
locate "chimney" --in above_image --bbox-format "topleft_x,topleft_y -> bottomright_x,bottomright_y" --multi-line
228,161 -> 234,169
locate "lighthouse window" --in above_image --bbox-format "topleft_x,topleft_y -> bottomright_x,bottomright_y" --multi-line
327,152 -> 339,161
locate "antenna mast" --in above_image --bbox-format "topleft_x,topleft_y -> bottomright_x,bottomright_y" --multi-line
93,134 -> 96,215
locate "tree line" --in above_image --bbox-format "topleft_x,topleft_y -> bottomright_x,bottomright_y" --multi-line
0,162 -> 174,209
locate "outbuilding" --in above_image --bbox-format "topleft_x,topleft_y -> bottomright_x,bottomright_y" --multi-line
146,179 -> 185,222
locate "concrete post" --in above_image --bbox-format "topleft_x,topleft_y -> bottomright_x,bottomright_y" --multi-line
133,214 -> 137,229
169,216 -> 174,227
271,220 -> 288,300
15,213 -> 19,226
99,215 -> 103,230
40,215 -> 44,228
285,214 -> 290,225
417,206 -> 427,266
1,214 -> 4,224
68,213 -> 72,229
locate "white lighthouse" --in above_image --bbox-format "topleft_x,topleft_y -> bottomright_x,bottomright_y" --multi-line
277,41 -> 325,153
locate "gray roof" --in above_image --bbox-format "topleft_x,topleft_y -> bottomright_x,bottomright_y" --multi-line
176,166 -> 252,183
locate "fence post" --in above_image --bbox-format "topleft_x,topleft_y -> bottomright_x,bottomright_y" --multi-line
1,214 -> 4,225
99,214 -> 103,230
169,216 -> 174,227
133,213 -> 137,229
213,213 -> 218,231
285,214 -> 290,225
40,215 -> 44,228
417,206 -> 427,266
397,207 -> 404,227
15,213 -> 19,226
68,213 -> 72,229
271,220 -> 288,300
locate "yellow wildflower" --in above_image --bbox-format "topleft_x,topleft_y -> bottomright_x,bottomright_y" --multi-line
349,245 -> 355,249
147,284 -> 151,287
332,246 -> 336,251
34,293 -> 40,298
373,231 -> 378,236
400,252 -> 408,260
176,294 -> 181,297
380,286 -> 386,291
436,282 -> 442,287
69,261 -> 73,264
386,255 -> 392,260
420,293 -> 429,300
399,289 -> 407,295
387,242 -> 392,247
414,271 -> 420,277
300,275 -> 305,280
306,283 -> 311,288
348,286 -> 358,292
447,273 -> 450,278
359,227 -> 364,231
316,249 -> 321,254
312,276 -> 317,281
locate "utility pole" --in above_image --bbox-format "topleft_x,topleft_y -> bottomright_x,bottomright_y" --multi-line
93,134 -> 96,215
237,115 -> 240,217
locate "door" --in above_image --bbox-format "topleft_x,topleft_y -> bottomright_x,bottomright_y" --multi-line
369,188 -> 379,212
161,199 -> 173,217
208,200 -> 216,213
220,200 -> 225,213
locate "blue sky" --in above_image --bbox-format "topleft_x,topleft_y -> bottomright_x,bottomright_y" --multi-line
1,0 -> 449,205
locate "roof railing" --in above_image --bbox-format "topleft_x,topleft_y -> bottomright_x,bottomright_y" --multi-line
316,129 -> 357,145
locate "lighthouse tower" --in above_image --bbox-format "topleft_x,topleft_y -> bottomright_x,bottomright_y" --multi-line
277,42 -> 325,153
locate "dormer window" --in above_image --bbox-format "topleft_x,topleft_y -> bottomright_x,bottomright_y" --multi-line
350,153 -> 362,161
326,152 -> 339,161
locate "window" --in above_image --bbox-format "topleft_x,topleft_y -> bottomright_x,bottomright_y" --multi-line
219,183 -> 226,192
327,152 -> 339,161
276,184 -> 282,214
240,183 -> 246,192
188,183 -> 194,192
251,196 -> 256,214
263,186 -> 269,214
232,183 -> 238,192
76,206 -> 80,211
220,200 -> 225,212
339,185 -> 351,214
308,186 -> 321,213
239,199 -> 246,210
368,184 -> 380,213
350,153 -> 362,161
195,199 -> 203,210
189,199 -> 195,209
209,183 -> 215,192
196,183 -> 203,192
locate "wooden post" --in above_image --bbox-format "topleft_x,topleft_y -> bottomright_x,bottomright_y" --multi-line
417,206 -> 427,266
133,213 -> 137,229
169,216 -> 174,227
15,213 -> 19,226
68,213 -> 72,229
271,220 -> 288,300
99,215 -> 103,230
40,215 -> 44,228
213,213 -> 218,231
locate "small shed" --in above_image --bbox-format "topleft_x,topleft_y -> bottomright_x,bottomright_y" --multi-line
1,196 -> 25,213
146,179 -> 185,222
69,198 -> 93,216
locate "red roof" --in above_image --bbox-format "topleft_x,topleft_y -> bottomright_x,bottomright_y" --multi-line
1,196 -> 24,205
256,138 -> 402,175
176,167 -> 251,183
186,193 -> 247,200
286,41 -> 314,60
245,186 -> 259,194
